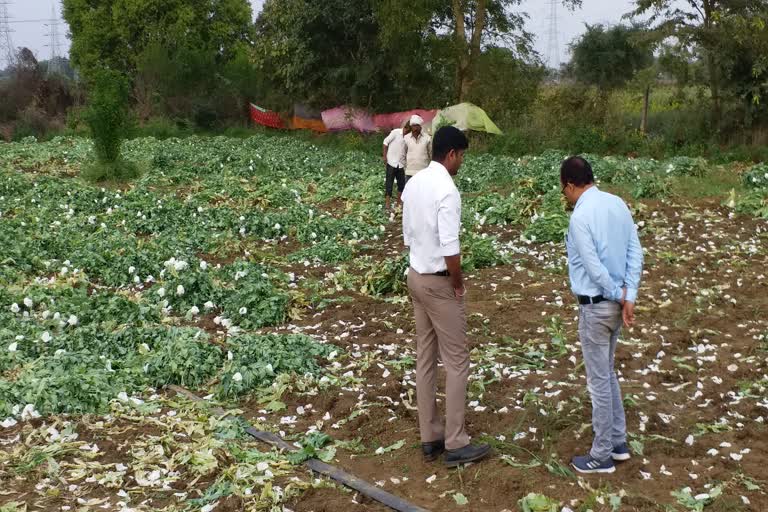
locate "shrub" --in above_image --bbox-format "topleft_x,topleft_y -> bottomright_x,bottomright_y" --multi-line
83,69 -> 139,181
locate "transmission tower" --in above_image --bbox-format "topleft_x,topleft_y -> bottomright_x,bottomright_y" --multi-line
545,0 -> 560,71
45,3 -> 63,76
0,1 -> 16,71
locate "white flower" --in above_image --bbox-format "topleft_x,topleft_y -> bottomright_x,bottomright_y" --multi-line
174,260 -> 188,272
227,351 -> 233,361
128,266 -> 136,274
200,260 -> 208,270
23,297 -> 33,309
8,342 -> 18,352
188,306 -> 200,316
40,332 -> 52,343
273,223 -> 281,230
157,287 -> 166,297
67,315 -> 78,326
256,461 -> 269,472
239,307 -> 248,315
176,285 -> 185,296
204,301 -> 214,309
232,372 -> 243,382
10,303 -> 19,313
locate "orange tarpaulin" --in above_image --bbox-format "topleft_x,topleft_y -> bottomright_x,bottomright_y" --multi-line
291,116 -> 327,132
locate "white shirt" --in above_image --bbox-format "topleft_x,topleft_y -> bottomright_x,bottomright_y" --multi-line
383,128 -> 405,168
402,161 -> 461,274
402,132 -> 432,176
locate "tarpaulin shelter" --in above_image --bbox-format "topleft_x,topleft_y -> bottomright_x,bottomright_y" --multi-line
429,103 -> 502,135
249,103 -> 286,129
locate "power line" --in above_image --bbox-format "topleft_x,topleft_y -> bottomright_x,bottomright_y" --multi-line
0,0 -> 16,69
545,0 -> 560,71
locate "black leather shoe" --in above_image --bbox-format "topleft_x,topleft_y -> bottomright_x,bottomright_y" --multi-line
421,440 -> 445,462
444,443 -> 491,467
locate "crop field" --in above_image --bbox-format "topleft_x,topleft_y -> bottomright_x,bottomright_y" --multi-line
0,134 -> 767,512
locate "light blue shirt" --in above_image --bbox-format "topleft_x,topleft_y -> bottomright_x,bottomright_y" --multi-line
566,187 -> 643,303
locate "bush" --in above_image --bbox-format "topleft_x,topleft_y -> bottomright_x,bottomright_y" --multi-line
83,69 -> 137,182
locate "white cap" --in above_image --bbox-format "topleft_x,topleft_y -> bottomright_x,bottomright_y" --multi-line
409,114 -> 424,126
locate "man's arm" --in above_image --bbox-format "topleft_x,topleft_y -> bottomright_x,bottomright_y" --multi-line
624,222 -> 643,303
401,138 -> 408,169
622,220 -> 643,327
438,190 -> 463,296
570,217 -> 623,301
444,254 -> 463,295
382,131 -> 395,162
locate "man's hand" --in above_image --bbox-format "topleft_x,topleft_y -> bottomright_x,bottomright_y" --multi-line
622,301 -> 635,327
619,286 -> 627,306
454,285 -> 466,299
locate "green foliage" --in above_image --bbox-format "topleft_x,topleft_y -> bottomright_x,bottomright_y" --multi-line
743,162 -> 768,189
143,329 -> 222,389
518,492 -> 560,512
84,69 -> 132,163
632,172 -> 670,199
569,24 -> 654,91
286,432 -> 336,464
81,158 -> 141,182
523,189 -> 569,243
218,334 -> 336,398
361,253 -> 409,296
462,233 -> 507,271
671,484 -> 723,511
0,350 -> 137,416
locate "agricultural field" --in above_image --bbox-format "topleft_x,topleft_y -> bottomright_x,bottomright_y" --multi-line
0,134 -> 767,512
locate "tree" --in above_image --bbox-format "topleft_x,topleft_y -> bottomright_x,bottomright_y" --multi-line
569,24 -> 654,92
628,0 -> 766,130
63,0 -> 254,81
378,0 -> 582,103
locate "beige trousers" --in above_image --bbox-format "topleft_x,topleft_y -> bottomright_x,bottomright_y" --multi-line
407,269 -> 470,450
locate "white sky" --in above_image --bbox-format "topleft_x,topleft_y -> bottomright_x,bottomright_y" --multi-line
7,0 -> 637,66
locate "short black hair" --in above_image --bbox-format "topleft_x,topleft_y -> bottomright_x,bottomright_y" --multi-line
432,126 -> 469,161
560,156 -> 595,187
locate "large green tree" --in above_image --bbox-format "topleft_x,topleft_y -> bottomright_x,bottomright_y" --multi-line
569,24 -> 654,92
629,0 -> 767,130
63,0 -> 255,124
63,0 -> 254,80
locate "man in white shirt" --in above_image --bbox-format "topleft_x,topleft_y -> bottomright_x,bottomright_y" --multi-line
402,114 -> 432,182
382,120 -> 410,211
402,126 -> 491,467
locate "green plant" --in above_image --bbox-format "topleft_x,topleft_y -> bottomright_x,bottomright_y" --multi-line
82,69 -> 138,181
218,334 -> 337,398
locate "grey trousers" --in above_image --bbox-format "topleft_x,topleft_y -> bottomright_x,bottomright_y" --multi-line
578,301 -> 627,460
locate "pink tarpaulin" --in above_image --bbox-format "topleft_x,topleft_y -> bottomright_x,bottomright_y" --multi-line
374,109 -> 438,131
321,106 -> 377,132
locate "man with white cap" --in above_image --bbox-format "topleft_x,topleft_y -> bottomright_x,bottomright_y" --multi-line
402,114 -> 432,182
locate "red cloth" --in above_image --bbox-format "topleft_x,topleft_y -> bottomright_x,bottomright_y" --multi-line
249,103 -> 285,129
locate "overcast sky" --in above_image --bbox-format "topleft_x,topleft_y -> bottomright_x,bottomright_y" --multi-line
7,0 -> 637,66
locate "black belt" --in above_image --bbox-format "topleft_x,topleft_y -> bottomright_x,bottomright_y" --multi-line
430,270 -> 450,277
577,295 -> 605,305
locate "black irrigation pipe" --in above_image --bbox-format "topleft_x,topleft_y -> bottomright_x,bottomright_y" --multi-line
169,385 -> 431,512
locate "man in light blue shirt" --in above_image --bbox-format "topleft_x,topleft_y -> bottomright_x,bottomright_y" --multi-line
561,156 -> 643,474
